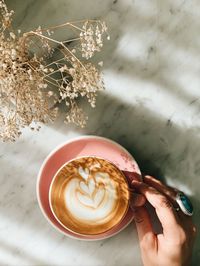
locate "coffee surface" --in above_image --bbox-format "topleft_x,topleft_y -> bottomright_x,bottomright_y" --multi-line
50,157 -> 129,235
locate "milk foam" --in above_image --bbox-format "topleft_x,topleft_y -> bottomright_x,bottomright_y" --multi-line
50,157 -> 129,235
64,171 -> 117,223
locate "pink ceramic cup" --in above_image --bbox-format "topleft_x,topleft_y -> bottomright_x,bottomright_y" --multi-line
36,135 -> 141,240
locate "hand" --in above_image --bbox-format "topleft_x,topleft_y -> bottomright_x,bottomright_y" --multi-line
132,176 -> 196,266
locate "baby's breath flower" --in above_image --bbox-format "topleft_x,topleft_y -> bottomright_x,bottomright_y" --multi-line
98,61 -> 103,67
9,32 -> 15,39
80,20 -> 108,59
0,0 -> 109,141
65,101 -> 88,128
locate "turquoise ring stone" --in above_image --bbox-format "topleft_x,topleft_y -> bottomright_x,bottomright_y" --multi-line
175,192 -> 193,216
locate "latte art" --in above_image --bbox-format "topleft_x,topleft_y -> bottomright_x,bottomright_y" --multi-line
50,157 -> 129,235
65,171 -> 117,222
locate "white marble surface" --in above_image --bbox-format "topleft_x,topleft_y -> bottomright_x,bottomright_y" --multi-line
1,0 -> 200,265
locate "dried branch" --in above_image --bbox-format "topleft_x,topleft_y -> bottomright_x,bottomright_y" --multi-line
0,0 -> 109,141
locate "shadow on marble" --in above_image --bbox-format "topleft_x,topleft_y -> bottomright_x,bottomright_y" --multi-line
6,0 -> 200,102
103,2 -> 200,111
50,90 -> 200,264
0,240 -> 48,266
3,0 -> 200,265
0,152 -> 140,265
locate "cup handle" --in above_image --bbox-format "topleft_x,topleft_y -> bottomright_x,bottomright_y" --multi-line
122,170 -> 143,186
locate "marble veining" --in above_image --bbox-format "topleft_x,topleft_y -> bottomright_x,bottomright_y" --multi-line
1,0 -> 200,265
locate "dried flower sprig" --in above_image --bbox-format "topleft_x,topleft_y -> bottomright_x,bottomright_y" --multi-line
0,0 -> 109,142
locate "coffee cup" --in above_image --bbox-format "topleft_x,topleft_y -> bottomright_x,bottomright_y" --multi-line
49,156 -> 131,236
37,135 -> 141,240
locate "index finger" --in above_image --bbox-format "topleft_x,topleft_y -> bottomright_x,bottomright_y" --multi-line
132,180 -> 181,241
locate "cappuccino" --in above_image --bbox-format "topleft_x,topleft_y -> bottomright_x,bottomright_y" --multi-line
49,157 -> 129,235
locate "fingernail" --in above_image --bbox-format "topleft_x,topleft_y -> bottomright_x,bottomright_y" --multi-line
131,180 -> 142,186
143,175 -> 153,181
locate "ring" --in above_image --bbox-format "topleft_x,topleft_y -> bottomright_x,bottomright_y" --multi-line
175,192 -> 193,216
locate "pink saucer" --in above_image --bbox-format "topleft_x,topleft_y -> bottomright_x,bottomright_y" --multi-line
36,135 -> 141,240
